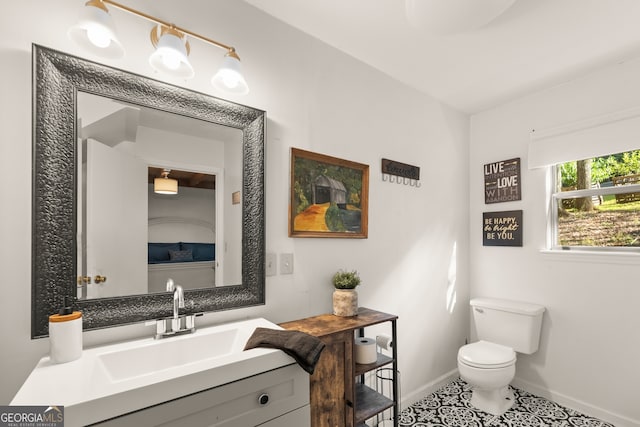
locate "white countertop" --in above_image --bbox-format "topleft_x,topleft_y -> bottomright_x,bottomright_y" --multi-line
11,318 -> 295,426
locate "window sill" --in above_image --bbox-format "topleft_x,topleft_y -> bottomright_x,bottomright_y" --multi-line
540,249 -> 640,265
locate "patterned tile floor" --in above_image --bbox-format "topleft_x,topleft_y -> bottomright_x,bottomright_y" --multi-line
398,378 -> 615,427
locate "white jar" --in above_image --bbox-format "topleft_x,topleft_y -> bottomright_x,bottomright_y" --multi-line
49,311 -> 83,364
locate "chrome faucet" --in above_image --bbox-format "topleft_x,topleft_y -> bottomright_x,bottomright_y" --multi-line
151,279 -> 200,339
173,284 -> 185,319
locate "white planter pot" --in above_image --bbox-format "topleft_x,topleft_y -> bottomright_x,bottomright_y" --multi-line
333,289 -> 358,317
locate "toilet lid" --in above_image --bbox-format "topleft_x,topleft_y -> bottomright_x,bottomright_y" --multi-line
458,340 -> 516,368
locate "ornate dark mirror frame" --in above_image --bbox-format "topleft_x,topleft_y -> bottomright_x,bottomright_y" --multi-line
32,45 -> 265,338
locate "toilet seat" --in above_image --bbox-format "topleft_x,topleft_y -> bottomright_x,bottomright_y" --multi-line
458,340 -> 516,369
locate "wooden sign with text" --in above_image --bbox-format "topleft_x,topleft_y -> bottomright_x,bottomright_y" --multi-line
483,210 -> 523,247
381,158 -> 420,180
484,158 -> 521,204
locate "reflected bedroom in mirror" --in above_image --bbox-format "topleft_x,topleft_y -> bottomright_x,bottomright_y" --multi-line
76,93 -> 242,300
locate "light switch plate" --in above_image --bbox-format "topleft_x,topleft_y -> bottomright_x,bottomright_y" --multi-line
280,253 -> 294,275
266,253 -> 277,276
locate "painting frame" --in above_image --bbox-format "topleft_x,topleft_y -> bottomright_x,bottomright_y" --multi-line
289,148 -> 369,238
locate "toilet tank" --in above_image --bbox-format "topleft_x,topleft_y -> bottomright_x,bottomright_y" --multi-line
471,298 -> 545,354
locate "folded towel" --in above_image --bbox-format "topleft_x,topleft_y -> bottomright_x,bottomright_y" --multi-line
244,327 -> 326,375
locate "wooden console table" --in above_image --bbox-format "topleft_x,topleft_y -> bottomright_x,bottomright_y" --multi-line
281,307 -> 398,427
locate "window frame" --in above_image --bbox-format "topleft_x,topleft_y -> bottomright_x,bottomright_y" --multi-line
549,165 -> 640,253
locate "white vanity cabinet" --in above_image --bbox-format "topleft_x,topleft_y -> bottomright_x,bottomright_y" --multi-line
12,319 -> 310,427
92,363 -> 309,427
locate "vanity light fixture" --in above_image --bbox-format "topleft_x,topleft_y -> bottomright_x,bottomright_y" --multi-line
68,0 -> 125,59
68,0 -> 249,94
211,48 -> 248,95
154,169 -> 178,195
149,25 -> 194,79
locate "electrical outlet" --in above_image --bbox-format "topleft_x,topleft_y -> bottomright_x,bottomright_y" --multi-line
265,253 -> 277,276
280,253 -> 294,275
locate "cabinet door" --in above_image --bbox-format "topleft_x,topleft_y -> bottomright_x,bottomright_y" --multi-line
258,406 -> 310,426
310,331 -> 354,427
93,364 -> 308,427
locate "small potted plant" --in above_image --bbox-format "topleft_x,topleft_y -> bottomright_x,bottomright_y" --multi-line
332,269 -> 361,317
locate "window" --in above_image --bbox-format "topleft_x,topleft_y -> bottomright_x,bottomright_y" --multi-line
551,149 -> 640,250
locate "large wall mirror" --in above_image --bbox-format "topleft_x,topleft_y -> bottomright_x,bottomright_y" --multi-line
32,45 -> 265,338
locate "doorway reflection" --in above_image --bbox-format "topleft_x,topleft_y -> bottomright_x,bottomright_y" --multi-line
76,91 -> 243,300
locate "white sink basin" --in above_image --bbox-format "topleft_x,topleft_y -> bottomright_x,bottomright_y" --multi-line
11,317 -> 296,427
98,327 -> 238,381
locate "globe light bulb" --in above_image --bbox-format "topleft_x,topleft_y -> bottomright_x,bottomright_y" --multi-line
86,25 -> 111,48
220,70 -> 241,89
162,51 -> 181,70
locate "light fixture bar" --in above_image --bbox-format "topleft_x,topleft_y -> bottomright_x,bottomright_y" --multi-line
100,0 -> 236,54
70,0 -> 249,93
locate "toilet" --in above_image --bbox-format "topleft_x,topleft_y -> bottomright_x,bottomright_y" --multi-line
458,297 -> 545,415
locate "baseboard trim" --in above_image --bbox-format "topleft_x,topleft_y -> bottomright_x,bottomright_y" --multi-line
401,369 -> 459,410
512,377 -> 639,427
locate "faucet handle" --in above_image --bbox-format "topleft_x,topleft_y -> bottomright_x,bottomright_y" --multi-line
166,278 -> 175,292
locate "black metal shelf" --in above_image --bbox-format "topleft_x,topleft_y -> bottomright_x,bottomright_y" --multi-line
354,318 -> 398,427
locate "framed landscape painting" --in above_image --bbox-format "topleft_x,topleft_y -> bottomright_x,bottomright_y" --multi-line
289,148 -> 369,238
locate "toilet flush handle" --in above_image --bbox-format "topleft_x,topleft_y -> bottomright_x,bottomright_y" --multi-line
474,307 -> 484,313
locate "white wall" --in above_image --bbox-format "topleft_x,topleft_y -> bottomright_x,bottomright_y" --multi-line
470,58 -> 640,426
0,0 -> 469,408
148,186 -> 216,243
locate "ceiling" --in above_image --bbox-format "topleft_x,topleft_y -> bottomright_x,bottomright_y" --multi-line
244,0 -> 640,114
78,92 -> 242,145
78,92 -> 229,191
